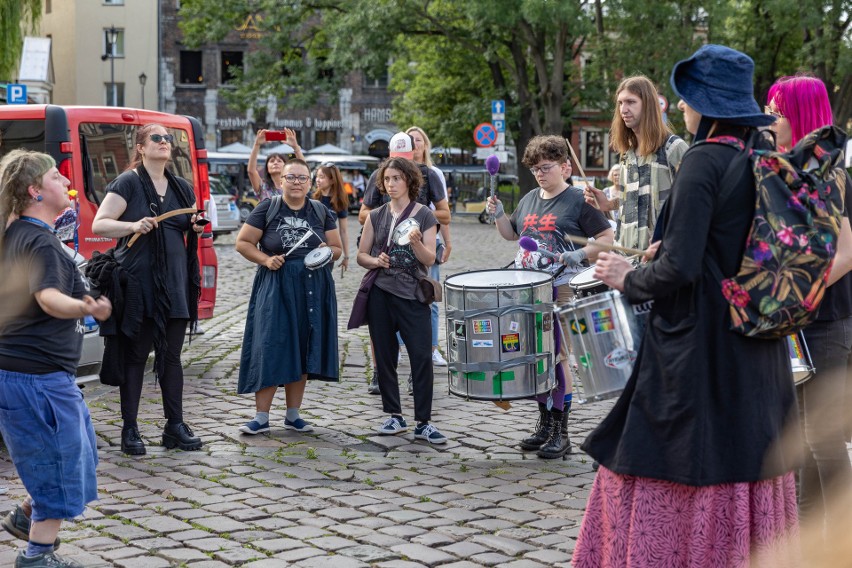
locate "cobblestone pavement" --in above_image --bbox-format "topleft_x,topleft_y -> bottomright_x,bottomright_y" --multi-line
0,216 -> 618,567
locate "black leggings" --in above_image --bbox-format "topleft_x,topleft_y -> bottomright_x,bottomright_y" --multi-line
120,318 -> 188,427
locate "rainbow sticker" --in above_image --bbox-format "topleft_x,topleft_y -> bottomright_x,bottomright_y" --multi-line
591,309 -> 614,333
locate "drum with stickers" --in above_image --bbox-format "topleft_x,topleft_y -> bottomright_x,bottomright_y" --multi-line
557,290 -> 652,403
787,332 -> 815,386
444,269 -> 555,400
568,265 -> 610,298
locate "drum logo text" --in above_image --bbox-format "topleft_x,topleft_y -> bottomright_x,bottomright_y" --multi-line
591,309 -> 615,333
501,333 -> 520,352
473,319 -> 492,334
604,347 -> 636,369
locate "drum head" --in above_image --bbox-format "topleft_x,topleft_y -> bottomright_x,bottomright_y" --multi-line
569,265 -> 601,290
445,269 -> 552,289
392,218 -> 420,245
304,247 -> 333,270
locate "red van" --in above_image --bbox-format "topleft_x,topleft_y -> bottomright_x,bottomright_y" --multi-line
0,105 -> 218,318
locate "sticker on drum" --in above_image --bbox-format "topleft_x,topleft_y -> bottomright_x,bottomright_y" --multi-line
304,247 -> 333,270
501,333 -> 520,352
509,321 -> 520,332
604,347 -> 637,369
591,309 -> 615,333
570,318 -> 588,334
454,321 -> 466,338
392,218 -> 420,245
472,340 -> 493,348
473,320 -> 492,334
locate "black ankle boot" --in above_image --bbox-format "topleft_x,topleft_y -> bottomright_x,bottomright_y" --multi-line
121,425 -> 146,456
163,422 -> 203,451
520,403 -> 552,451
537,409 -> 572,459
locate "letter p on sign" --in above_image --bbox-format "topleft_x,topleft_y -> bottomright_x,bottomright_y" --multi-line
7,84 -> 27,104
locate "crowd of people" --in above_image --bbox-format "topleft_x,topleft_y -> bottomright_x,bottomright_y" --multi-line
0,41 -> 850,567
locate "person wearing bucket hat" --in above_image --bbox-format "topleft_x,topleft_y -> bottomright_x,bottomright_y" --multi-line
572,45 -> 799,566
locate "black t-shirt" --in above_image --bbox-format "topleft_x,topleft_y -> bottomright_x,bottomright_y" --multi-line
319,194 -> 348,218
246,199 -> 337,259
0,221 -> 88,374
817,170 -> 852,321
108,170 -> 193,319
362,166 -> 445,210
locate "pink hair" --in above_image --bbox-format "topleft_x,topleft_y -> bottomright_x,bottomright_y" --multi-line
768,75 -> 834,148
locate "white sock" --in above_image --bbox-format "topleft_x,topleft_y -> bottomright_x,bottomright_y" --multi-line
255,412 -> 269,424
285,408 -> 300,422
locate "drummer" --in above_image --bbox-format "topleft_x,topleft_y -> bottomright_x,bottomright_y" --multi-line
487,135 -> 613,459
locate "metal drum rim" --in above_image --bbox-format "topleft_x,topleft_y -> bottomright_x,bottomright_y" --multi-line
444,268 -> 554,290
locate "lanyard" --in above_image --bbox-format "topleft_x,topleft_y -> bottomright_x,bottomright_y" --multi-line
19,216 -> 57,235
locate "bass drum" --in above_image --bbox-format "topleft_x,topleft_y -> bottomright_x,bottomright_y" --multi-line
444,269 -> 555,400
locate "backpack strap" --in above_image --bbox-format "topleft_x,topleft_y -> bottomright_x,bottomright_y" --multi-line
309,199 -> 326,222
264,195 -> 282,228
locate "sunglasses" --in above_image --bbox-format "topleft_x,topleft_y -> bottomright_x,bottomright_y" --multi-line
149,134 -> 175,144
764,106 -> 785,119
322,162 -> 338,168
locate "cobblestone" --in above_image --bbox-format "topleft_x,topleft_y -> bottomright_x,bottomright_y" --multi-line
0,218 -> 619,566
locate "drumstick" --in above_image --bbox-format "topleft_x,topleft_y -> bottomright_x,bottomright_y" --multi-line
284,230 -> 314,257
127,207 -> 197,248
562,234 -> 645,256
565,139 -> 593,191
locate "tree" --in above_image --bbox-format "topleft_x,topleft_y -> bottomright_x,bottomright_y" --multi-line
0,0 -> 42,82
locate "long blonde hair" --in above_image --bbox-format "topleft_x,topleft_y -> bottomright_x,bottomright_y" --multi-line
405,126 -> 434,167
609,76 -> 672,157
0,149 -> 55,247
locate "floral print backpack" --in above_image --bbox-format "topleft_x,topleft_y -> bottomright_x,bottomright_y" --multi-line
702,125 -> 848,339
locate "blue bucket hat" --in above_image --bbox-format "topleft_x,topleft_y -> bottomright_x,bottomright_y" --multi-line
671,44 -> 775,128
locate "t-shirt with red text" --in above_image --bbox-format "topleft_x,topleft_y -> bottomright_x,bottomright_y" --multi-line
509,186 -> 610,286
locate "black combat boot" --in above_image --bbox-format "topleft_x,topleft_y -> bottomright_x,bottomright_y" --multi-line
537,409 -> 572,459
162,422 -> 203,451
121,425 -> 146,456
519,403 -> 552,451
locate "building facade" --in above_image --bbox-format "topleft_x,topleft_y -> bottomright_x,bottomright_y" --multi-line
159,2 -> 397,155
39,0 -> 157,109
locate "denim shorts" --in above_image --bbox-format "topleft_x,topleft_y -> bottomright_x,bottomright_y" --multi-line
0,369 -> 99,521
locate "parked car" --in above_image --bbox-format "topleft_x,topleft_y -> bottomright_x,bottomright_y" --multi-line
65,248 -> 103,385
208,174 -> 241,237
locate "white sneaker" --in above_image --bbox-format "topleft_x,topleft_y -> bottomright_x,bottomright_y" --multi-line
432,350 -> 448,366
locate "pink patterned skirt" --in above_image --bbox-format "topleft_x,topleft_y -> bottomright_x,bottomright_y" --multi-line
572,466 -> 799,567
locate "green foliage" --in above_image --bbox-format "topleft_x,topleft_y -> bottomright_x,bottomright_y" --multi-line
0,0 -> 42,82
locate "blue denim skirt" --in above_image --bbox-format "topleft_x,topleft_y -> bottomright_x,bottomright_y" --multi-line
0,369 -> 99,521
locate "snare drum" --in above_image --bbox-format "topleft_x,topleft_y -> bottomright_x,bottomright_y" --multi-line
787,332 -> 815,386
557,290 -> 651,403
444,269 -> 555,400
304,247 -> 333,270
569,265 -> 609,298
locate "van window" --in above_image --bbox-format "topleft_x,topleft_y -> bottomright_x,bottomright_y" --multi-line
79,123 -> 195,204
0,119 -> 46,159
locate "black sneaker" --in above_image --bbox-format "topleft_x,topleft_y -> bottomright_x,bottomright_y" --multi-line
162,422 -> 203,451
15,550 -> 82,568
121,425 -> 146,456
367,371 -> 380,395
2,506 -> 60,549
376,416 -> 408,435
414,422 -> 447,444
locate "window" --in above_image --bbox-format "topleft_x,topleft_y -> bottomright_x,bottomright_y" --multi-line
363,68 -> 388,89
104,83 -> 125,106
315,131 -> 337,145
180,51 -> 204,84
103,28 -> 125,58
582,130 -> 605,170
46,0 -> 51,13
220,51 -> 243,84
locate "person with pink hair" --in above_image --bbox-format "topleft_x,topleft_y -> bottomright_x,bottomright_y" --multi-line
768,75 -> 852,547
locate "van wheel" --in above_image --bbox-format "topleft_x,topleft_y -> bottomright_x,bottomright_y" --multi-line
240,204 -> 254,222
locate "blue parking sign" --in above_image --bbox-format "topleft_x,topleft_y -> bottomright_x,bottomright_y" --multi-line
491,100 -> 505,115
6,84 -> 27,104
493,119 -> 505,132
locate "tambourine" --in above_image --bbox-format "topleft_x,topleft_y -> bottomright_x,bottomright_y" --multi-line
392,218 -> 420,245
304,247 -> 333,270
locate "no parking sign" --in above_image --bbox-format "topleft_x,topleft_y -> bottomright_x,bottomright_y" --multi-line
473,123 -> 497,148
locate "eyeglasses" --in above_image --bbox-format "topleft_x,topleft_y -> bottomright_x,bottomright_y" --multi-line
149,134 -> 175,144
764,106 -> 785,119
529,163 -> 559,175
284,174 -> 310,184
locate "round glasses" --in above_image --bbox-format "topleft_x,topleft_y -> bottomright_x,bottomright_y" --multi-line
529,163 -> 558,175
284,174 -> 310,184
